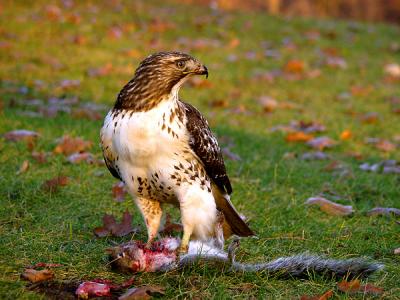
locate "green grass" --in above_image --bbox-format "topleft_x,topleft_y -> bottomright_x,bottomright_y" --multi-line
1,0 -> 399,299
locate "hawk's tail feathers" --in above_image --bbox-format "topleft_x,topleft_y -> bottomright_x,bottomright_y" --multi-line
213,187 -> 255,237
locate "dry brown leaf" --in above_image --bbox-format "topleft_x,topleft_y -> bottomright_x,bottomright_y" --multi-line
360,112 -> 379,124
72,108 -> 102,120
54,135 -> 92,156
45,5 -> 62,21
307,137 -> 337,150
31,151 -> 49,164
366,207 -> 400,217
87,63 -> 113,77
227,37 -> 240,49
285,132 -> 314,143
375,139 -> 396,152
112,181 -> 127,202
73,35 -> 87,45
118,285 -> 165,300
305,197 -> 354,216
67,152 -> 95,164
41,176 -> 69,192
300,290 -> 333,300
159,213 -> 183,236
16,160 -> 29,175
21,268 -> 54,283
94,210 -> 138,238
107,26 -> 123,39
351,85 -> 374,97
210,99 -> 229,108
4,130 -> 39,142
284,59 -> 304,73
258,96 -> 278,112
337,279 -> 383,295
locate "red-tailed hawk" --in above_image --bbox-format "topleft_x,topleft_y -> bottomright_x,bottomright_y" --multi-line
101,51 -> 254,252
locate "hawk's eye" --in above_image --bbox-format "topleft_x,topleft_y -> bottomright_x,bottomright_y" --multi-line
176,60 -> 185,69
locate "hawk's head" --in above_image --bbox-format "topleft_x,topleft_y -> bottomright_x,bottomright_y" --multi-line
115,51 -> 208,111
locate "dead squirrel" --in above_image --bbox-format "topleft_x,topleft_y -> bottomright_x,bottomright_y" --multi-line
108,214 -> 382,279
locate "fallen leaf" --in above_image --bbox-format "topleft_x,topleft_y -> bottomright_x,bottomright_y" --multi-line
3,129 -> 39,142
305,197 -> 354,216
31,151 -> 49,164
337,279 -> 383,295
300,290 -> 333,300
108,26 -> 123,39
41,176 -> 69,192
351,85 -> 374,97
284,59 -> 304,74
227,37 -> 240,49
289,120 -> 326,133
21,268 -> 54,283
118,285 -> 165,300
94,210 -> 138,238
307,137 -> 337,150
16,160 -> 29,175
375,139 -> 396,152
112,181 -> 127,202
210,99 -> 229,108
258,96 -> 278,112
54,135 -> 92,156
340,130 -> 352,140
301,151 -> 330,160
45,5 -> 62,21
87,63 -> 113,77
360,112 -> 379,124
384,63 -> 400,78
285,132 -> 314,142
337,279 -> 361,293
72,108 -> 102,120
367,207 -> 400,217
159,213 -> 183,236
76,282 -> 111,299
325,56 -> 347,69
67,152 -> 95,164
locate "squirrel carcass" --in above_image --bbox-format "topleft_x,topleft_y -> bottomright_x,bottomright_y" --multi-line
107,237 -> 382,279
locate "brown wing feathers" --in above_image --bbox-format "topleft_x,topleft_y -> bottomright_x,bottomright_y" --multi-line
182,101 -> 254,237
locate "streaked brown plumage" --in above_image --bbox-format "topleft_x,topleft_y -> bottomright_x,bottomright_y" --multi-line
101,51 -> 254,252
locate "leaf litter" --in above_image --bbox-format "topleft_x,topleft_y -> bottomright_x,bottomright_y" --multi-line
93,211 -> 139,238
305,197 -> 354,216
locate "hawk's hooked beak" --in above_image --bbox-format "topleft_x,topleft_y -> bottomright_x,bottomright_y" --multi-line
197,64 -> 208,79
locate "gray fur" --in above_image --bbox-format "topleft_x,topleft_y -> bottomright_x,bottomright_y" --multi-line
178,239 -> 383,279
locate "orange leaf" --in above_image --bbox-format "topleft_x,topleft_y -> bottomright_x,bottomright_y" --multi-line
285,132 -> 314,142
340,130 -> 352,140
301,290 -> 334,300
21,268 -> 54,283
284,59 -> 304,73
337,279 -> 361,293
54,135 -> 92,156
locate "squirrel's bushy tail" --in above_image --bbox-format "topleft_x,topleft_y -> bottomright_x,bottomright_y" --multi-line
231,253 -> 383,279
228,240 -> 383,279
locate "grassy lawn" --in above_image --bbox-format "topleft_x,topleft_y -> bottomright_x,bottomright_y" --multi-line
1,0 -> 399,298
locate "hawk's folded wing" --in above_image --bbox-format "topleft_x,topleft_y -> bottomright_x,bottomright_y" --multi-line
182,101 -> 232,194
181,101 -> 254,237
